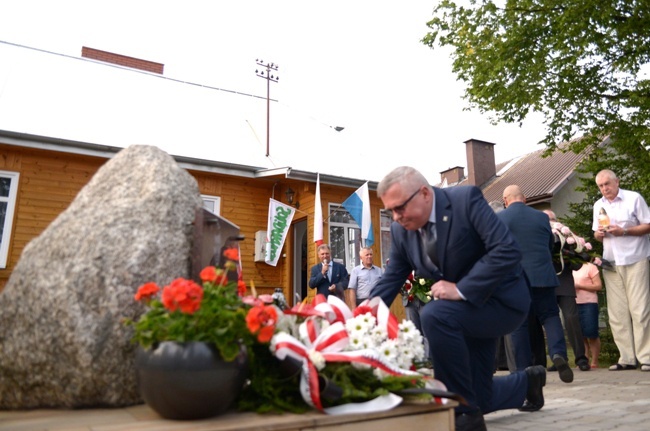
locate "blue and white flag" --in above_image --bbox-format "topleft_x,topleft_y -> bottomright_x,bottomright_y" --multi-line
342,182 -> 374,246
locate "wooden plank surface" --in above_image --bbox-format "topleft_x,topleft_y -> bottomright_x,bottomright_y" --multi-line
0,401 -> 456,431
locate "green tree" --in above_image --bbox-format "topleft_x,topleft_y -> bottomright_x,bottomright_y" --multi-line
423,1 -> 650,366
422,0 -> 650,166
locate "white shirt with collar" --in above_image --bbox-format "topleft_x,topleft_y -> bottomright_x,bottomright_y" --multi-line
593,188 -> 650,265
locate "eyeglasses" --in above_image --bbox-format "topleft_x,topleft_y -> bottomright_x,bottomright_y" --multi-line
386,188 -> 421,217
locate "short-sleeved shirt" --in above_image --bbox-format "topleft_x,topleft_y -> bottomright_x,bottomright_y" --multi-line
593,188 -> 650,265
348,264 -> 383,300
574,263 -> 599,305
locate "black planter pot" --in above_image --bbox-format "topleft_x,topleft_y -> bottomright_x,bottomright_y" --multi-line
135,341 -> 248,420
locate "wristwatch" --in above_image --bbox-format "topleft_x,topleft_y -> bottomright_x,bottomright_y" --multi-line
623,228 -> 628,236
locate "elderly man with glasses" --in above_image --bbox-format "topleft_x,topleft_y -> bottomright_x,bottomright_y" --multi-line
371,167 -> 545,431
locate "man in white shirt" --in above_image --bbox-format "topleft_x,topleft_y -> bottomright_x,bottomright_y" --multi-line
593,169 -> 650,371
348,247 -> 382,306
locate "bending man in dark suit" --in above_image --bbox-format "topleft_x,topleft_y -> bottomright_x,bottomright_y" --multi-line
371,167 -> 545,431
499,185 -> 574,387
308,244 -> 348,299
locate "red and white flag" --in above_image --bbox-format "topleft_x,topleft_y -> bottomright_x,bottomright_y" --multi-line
314,173 -> 323,246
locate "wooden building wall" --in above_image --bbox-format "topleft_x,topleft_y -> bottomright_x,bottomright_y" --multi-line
0,144 -> 105,290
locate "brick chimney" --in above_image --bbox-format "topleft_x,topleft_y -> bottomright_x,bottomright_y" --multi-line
440,166 -> 465,186
81,47 -> 164,74
464,138 -> 496,187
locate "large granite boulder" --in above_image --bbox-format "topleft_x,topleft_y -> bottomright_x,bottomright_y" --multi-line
0,145 -> 203,408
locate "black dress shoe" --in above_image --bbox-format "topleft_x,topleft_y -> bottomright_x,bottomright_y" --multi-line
552,354 -> 574,383
519,365 -> 546,412
455,410 -> 487,431
577,358 -> 590,371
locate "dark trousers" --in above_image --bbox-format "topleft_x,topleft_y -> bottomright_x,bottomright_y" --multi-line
505,287 -> 567,370
421,297 -> 528,414
557,295 -> 588,364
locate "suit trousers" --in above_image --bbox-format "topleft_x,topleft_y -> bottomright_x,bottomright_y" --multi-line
603,259 -> 650,365
557,295 -> 587,364
420,297 -> 528,414
531,287 -> 568,360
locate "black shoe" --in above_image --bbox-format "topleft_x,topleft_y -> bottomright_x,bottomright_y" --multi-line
455,410 -> 487,431
552,354 -> 574,383
577,358 -> 590,371
519,365 -> 546,412
547,364 -> 557,372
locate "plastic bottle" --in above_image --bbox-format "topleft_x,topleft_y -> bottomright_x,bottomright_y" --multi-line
598,207 -> 610,229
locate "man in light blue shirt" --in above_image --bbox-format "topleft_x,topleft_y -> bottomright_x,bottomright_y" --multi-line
348,246 -> 382,306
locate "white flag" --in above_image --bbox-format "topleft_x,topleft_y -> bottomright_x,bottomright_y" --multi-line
314,173 -> 323,246
265,198 -> 296,266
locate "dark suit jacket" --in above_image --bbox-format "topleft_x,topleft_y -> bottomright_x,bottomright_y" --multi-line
308,261 -> 349,299
373,186 -> 529,312
498,201 -> 559,288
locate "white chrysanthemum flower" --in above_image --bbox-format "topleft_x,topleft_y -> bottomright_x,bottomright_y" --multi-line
309,350 -> 326,370
395,355 -> 412,370
370,325 -> 387,346
358,313 -> 377,330
378,339 -> 399,363
347,333 -> 365,351
345,315 -> 370,336
411,341 -> 426,360
398,320 -> 420,341
418,278 -> 427,285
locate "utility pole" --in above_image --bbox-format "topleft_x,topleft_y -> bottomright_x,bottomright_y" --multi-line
255,59 -> 279,157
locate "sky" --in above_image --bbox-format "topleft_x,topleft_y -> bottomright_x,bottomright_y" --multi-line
0,0 -> 549,184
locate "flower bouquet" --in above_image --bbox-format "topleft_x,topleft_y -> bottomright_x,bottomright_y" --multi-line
549,221 -> 605,272
400,272 -> 434,305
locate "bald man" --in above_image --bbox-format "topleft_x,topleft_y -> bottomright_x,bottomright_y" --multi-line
499,185 -> 574,395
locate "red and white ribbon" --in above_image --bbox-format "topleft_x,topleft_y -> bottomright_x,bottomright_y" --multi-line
272,321 -> 418,411
359,297 -> 399,339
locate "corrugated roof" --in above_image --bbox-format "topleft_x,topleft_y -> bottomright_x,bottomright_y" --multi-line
481,143 -> 590,204
434,140 -> 594,204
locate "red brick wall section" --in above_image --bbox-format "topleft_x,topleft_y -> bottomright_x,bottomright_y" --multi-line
81,47 -> 164,74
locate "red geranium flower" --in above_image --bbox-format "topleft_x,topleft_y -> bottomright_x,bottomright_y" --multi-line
134,282 -> 160,301
246,304 -> 278,343
161,278 -> 203,314
199,266 -> 218,283
237,280 -> 247,297
223,248 -> 240,262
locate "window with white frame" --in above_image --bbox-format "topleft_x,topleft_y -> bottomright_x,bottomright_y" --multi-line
201,195 -> 221,215
328,203 -> 361,273
0,171 -> 20,269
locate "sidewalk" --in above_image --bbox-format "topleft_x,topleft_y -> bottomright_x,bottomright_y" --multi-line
0,366 -> 648,431
487,366 -> 650,431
